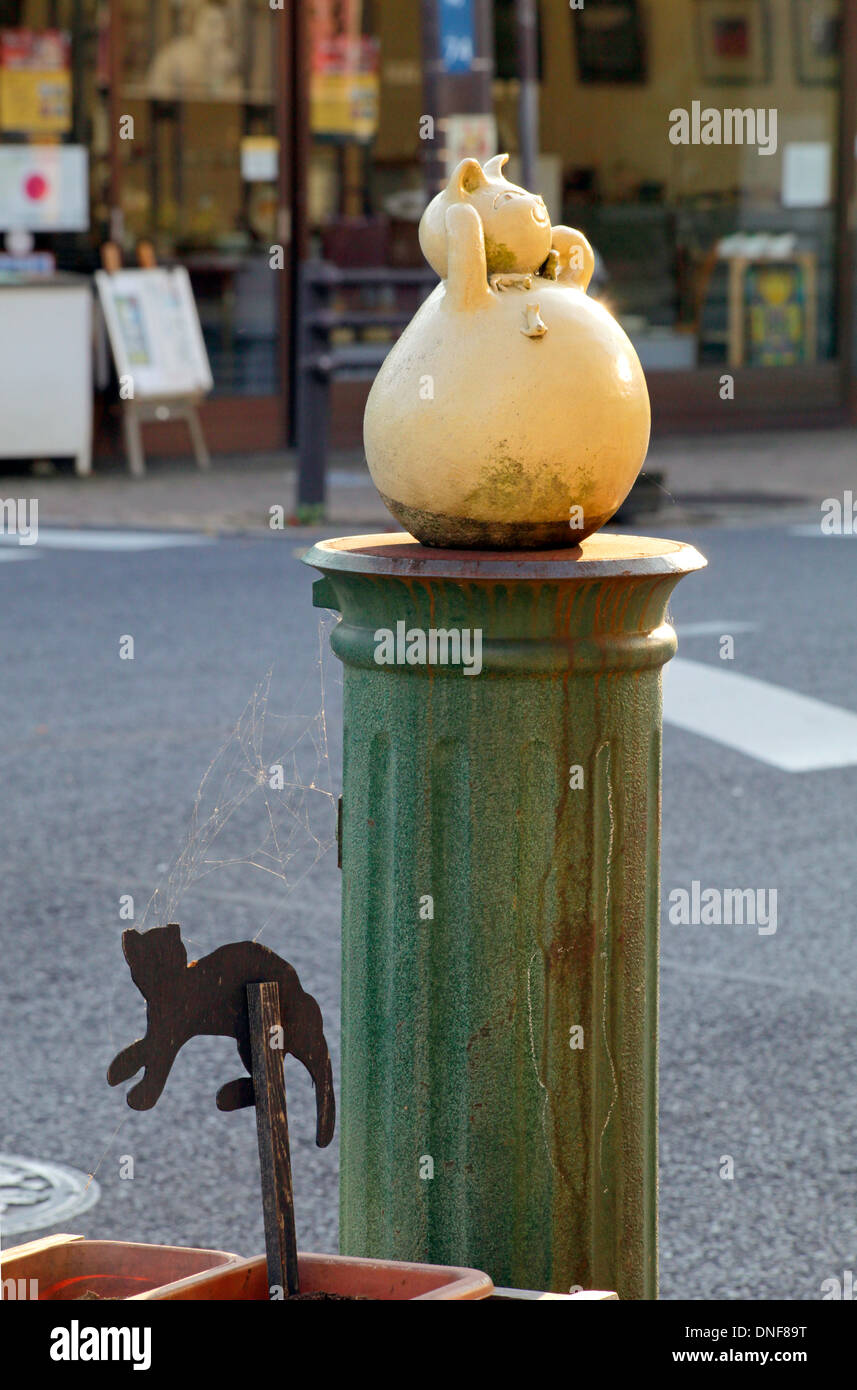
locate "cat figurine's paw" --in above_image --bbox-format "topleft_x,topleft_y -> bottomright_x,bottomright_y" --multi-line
490,271 -> 533,293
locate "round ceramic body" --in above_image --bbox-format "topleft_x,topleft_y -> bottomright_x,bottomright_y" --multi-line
364,276 -> 651,549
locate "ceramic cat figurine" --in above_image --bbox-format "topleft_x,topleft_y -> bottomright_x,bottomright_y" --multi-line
364,153 -> 651,549
107,924 -> 335,1147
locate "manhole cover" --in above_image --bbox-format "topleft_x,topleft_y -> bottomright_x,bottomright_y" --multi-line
0,1154 -> 100,1237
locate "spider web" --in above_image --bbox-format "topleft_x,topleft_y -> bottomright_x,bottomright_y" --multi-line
93,618 -> 341,1194
136,617 -> 339,946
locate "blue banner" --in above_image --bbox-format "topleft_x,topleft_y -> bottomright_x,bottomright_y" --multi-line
439,0 -> 476,75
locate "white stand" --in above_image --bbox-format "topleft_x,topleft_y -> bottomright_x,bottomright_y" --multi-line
121,396 -> 211,478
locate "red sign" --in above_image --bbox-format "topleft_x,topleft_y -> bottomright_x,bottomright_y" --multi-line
1,29 -> 70,70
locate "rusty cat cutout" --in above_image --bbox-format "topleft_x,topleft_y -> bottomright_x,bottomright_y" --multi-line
107,924 -> 335,1147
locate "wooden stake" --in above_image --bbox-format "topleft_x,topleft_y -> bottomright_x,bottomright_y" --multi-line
247,981 -> 300,1297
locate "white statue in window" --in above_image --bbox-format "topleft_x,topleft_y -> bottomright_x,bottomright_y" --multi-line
146,3 -> 242,99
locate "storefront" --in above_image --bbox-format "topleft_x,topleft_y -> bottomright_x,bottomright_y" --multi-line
0,0 -> 854,457
372,0 -> 857,434
530,0 -> 856,432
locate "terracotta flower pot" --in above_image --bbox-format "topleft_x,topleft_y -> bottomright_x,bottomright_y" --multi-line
134,1251 -> 493,1301
1,1233 -> 241,1301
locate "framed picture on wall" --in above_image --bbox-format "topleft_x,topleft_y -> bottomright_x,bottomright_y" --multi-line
792,0 -> 841,86
726,254 -> 817,367
695,0 -> 772,85
573,0 -> 647,85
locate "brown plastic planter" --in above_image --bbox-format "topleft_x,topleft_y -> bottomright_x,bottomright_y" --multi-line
1,1233 -> 240,1301
135,1251 -> 493,1301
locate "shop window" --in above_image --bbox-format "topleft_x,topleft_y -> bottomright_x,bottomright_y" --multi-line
549,0 -> 843,372
0,1 -> 101,272
116,0 -> 280,398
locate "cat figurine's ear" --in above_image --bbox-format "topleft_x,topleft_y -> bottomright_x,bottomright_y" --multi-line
482,152 -> 510,181
160,922 -> 186,958
448,157 -> 487,198
420,158 -> 489,279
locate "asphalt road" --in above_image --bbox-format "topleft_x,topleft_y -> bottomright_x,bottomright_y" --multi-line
1,514 -> 855,1301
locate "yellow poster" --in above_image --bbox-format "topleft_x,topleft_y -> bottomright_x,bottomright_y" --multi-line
0,31 -> 71,135
311,36 -> 379,140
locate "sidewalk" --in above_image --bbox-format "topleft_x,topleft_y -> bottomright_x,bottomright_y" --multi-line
4,427 -> 855,535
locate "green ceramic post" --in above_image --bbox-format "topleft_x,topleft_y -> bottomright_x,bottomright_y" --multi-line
305,531 -> 705,1300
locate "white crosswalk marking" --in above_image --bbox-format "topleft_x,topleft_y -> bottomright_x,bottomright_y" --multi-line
665,657 -> 857,772
0,528 -> 213,552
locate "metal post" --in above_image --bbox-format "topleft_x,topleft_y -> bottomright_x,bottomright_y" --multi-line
306,532 -> 705,1300
276,0 -> 310,448
515,0 -> 539,193
420,0 -> 446,200
421,0 -> 496,202
107,0 -> 124,244
295,263 -> 328,511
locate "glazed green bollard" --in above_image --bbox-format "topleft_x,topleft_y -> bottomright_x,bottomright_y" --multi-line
305,531 -> 705,1300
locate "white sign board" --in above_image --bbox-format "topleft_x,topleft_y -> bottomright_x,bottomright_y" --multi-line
781,142 -> 832,209
240,135 -> 278,182
95,266 -> 213,400
0,144 -> 88,232
443,113 -> 497,175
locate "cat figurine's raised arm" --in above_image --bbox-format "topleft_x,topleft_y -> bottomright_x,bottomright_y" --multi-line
107,924 -> 335,1147
364,153 -> 650,550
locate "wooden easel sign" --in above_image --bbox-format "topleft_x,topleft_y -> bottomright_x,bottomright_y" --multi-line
95,265 -> 213,477
108,925 -> 335,1298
